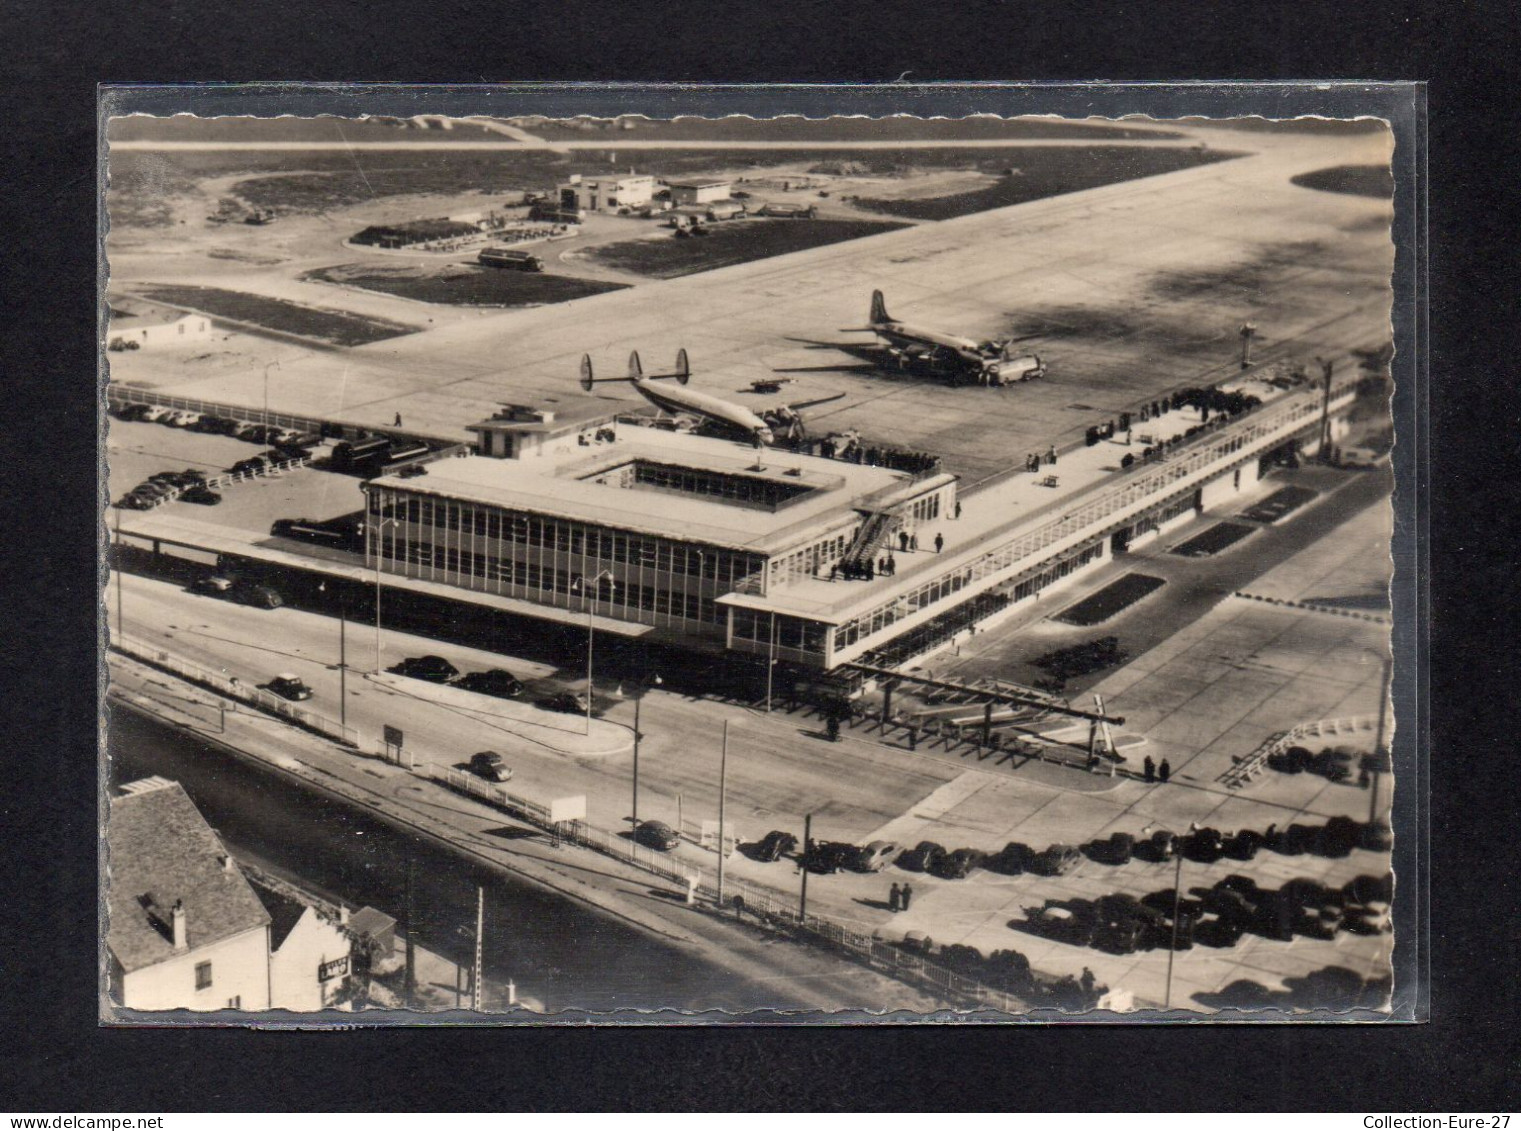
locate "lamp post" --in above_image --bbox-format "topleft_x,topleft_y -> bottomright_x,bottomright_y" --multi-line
765,611 -> 777,713
799,812 -> 813,924
1143,822 -> 1197,1010
373,517 -> 399,674
575,569 -> 616,736
1364,646 -> 1395,829
631,672 -> 662,828
716,718 -> 729,907
263,359 -> 280,426
320,581 -> 348,732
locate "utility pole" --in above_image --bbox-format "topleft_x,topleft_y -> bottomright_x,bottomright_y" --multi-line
403,850 -> 416,1008
338,601 -> 347,732
114,506 -> 123,644
716,719 -> 729,906
765,613 -> 777,712
799,813 -> 812,924
1165,846 -> 1183,1010
472,885 -> 484,1011
632,690 -> 642,828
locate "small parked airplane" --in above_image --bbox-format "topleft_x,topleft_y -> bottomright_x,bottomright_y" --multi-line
579,351 -> 844,446
846,290 -> 1047,386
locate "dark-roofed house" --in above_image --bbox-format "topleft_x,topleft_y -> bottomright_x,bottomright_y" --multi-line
106,778 -> 272,1011
248,875 -> 356,1012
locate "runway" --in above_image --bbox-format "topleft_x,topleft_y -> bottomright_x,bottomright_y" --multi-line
129,125 -> 1394,483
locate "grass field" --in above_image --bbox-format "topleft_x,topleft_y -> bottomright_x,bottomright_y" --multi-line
521,116 -> 1184,142
304,264 -> 628,307
1290,165 -> 1394,199
1056,573 -> 1166,626
107,144 -> 1233,229
851,147 -> 1241,221
586,219 -> 909,279
139,285 -> 417,346
1171,522 -> 1257,557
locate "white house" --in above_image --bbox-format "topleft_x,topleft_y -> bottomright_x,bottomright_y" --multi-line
555,172 -> 656,213
108,299 -> 214,350
254,879 -> 357,1012
106,778 -> 272,1012
667,178 -> 733,206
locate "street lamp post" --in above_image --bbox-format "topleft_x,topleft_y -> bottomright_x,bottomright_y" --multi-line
373,517 -> 399,674
631,673 -> 662,829
263,360 -> 280,426
765,612 -> 777,713
1144,822 -> 1195,1010
716,718 -> 730,907
799,812 -> 813,924
576,569 -> 616,737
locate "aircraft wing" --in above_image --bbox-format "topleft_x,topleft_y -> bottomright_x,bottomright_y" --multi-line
784,391 -> 848,414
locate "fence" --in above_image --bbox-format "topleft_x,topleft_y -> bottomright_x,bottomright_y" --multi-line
113,633 -> 360,748
1219,714 -> 1378,789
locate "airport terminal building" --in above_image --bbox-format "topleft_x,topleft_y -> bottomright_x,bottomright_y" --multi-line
363,370 -> 1369,671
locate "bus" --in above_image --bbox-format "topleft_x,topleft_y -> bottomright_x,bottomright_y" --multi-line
478,247 -> 545,272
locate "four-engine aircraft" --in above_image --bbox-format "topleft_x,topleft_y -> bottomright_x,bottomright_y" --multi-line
579,351 -> 844,446
845,290 -> 1047,386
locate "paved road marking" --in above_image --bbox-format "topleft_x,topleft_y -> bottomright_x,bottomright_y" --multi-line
862,770 -> 1001,845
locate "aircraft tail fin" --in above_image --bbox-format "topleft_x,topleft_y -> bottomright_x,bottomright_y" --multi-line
579,354 -> 595,392
628,350 -> 644,380
673,348 -> 690,385
870,289 -> 890,325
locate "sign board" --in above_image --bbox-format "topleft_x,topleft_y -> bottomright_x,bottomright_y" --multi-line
548,794 -> 587,824
382,725 -> 404,749
318,955 -> 350,982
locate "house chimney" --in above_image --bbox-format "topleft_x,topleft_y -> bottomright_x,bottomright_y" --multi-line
171,900 -> 188,952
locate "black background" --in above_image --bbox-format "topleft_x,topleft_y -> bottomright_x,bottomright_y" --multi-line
3,0 -> 1516,1112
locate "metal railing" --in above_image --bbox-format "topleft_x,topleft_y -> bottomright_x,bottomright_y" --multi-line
108,385 -> 331,436
1219,714 -> 1378,789
113,633 -> 360,748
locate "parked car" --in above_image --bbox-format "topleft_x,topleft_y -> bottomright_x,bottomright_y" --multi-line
115,493 -> 155,510
138,405 -> 170,423
1027,843 -> 1083,877
1343,899 -> 1392,935
902,840 -> 946,874
115,403 -> 152,421
454,669 -> 525,699
1023,900 -> 1096,946
389,655 -> 460,683
267,673 -> 313,701
168,410 -> 203,428
634,820 -> 681,851
231,581 -> 283,609
468,751 -> 513,783
190,576 -> 235,597
853,840 -> 902,873
230,456 -> 270,476
804,840 -> 859,874
753,830 -> 799,863
935,847 -> 986,880
537,690 -> 592,714
180,485 -> 222,506
150,468 -> 208,488
132,479 -> 177,497
987,841 -> 1033,875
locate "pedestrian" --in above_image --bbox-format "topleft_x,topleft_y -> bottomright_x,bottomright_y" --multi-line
1143,755 -> 1156,783
1047,445 -> 1058,466
394,412 -> 403,427
954,500 -> 962,520
828,564 -> 838,581
934,532 -> 944,554
898,531 -> 909,553
901,882 -> 913,911
1080,967 -> 1095,995
889,883 -> 902,912
1158,758 -> 1171,783
910,533 -> 919,552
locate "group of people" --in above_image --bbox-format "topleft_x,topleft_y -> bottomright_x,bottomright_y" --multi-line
832,559 -> 881,581
887,882 -> 915,912
896,530 -> 945,554
1142,755 -> 1172,784
1025,446 -> 1059,473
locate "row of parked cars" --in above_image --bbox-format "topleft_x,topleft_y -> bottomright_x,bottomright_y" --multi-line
388,655 -> 593,715
116,403 -> 317,451
115,467 -> 221,510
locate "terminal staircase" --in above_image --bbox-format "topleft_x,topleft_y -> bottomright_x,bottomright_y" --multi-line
839,511 -> 899,573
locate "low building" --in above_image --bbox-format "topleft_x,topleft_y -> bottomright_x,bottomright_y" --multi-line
667,178 -> 733,206
249,874 -> 356,1012
106,778 -> 272,1012
556,173 -> 656,213
363,425 -> 956,655
107,299 -> 213,350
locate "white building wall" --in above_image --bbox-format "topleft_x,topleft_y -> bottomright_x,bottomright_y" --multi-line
270,908 -> 353,1012
120,927 -> 270,1012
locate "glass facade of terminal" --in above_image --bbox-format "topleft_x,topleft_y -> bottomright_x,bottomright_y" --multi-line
365,485 -> 765,638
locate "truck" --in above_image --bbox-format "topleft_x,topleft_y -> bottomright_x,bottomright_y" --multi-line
705,200 -> 747,222
478,246 -> 544,272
